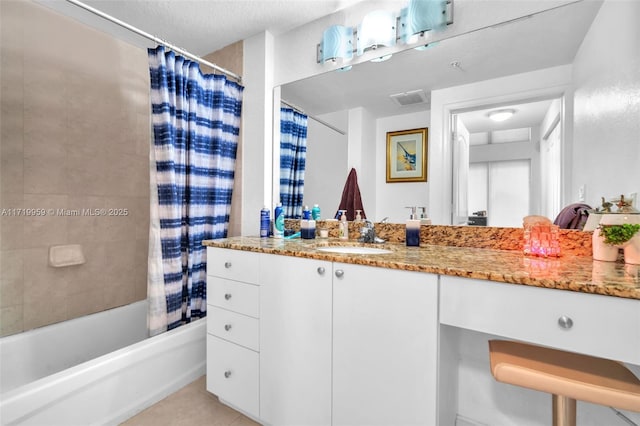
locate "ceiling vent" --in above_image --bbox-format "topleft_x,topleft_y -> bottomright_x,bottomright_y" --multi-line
389,89 -> 429,107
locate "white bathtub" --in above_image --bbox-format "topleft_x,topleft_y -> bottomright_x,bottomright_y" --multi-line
0,301 -> 206,425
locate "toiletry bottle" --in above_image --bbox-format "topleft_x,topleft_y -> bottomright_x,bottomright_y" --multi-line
312,204 -> 321,220
308,213 -> 316,239
339,210 -> 349,240
418,206 -> 432,225
260,206 -> 270,238
301,205 -> 315,239
405,207 -> 420,247
274,203 -> 284,239
355,210 -> 363,222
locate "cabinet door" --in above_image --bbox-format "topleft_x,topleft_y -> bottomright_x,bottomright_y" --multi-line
259,254 -> 332,426
333,263 -> 439,426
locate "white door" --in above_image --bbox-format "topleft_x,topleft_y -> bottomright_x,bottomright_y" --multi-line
541,118 -> 562,220
452,115 -> 470,225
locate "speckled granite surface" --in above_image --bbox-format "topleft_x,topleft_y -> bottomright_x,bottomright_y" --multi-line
203,236 -> 639,300
284,220 -> 592,256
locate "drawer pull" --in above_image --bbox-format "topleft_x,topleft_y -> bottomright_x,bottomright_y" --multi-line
558,316 -> 574,329
224,262 -> 232,269
224,324 -> 232,331
224,293 -> 232,300
317,267 -> 325,275
335,269 -> 344,278
224,370 -> 232,378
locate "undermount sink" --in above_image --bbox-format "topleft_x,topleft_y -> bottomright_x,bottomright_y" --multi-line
315,246 -> 393,255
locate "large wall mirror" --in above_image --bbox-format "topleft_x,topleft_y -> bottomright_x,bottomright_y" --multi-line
276,0 -> 638,227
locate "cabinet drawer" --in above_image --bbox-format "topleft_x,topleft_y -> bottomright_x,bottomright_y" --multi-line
440,276 -> 640,364
208,306 -> 259,351
207,247 -> 259,284
207,277 -> 259,318
206,335 -> 259,418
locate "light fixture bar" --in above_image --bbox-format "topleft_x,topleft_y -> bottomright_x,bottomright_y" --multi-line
316,0 -> 454,65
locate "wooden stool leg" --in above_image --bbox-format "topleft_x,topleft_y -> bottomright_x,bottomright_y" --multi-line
552,395 -> 576,426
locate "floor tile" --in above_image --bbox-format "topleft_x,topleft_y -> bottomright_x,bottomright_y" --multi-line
121,376 -> 260,426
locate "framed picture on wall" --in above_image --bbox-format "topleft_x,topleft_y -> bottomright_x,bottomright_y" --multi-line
386,128 -> 428,183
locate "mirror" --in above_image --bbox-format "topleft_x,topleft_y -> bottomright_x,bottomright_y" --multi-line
278,0 -> 637,226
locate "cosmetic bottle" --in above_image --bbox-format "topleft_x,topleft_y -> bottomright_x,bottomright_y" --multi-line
301,205 -> 316,239
260,206 -> 270,238
312,204 -> 321,220
339,210 -> 349,240
273,203 -> 284,239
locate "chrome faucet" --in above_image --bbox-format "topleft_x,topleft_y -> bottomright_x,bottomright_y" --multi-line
359,220 -> 386,244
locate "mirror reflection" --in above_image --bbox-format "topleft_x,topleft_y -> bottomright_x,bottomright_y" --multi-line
278,0 -> 638,227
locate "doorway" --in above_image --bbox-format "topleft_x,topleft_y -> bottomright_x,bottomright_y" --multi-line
451,96 -> 564,227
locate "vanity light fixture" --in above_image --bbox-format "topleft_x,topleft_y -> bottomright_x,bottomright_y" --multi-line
316,0 -> 453,66
318,25 -> 353,64
357,10 -> 397,56
400,0 -> 450,43
488,109 -> 516,122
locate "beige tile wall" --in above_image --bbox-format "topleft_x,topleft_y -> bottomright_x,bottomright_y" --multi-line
0,0 -> 150,336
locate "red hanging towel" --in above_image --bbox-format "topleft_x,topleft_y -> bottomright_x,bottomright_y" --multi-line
335,168 -> 366,221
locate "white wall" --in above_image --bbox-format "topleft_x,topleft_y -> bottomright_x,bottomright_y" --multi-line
572,0 -> 640,208
303,110 -> 348,218
376,110 -> 430,223
347,107 -> 377,220
242,32 -> 275,235
305,107 -> 425,223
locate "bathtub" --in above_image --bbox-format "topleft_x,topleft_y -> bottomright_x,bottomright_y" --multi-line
0,301 -> 206,425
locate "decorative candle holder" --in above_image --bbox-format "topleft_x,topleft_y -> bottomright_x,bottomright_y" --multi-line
523,224 -> 561,257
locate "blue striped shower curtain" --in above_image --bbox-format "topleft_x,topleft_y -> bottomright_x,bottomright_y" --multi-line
147,46 -> 243,335
280,107 -> 308,218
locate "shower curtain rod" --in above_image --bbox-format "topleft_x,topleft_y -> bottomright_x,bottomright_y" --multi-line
65,0 -> 242,82
281,99 -> 346,136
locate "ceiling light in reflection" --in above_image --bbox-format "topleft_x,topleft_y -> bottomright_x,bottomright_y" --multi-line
488,109 -> 516,122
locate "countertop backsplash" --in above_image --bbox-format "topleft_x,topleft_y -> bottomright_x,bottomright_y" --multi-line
283,220 -> 592,257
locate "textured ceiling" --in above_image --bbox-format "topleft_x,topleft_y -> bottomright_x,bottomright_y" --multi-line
39,0 -> 364,55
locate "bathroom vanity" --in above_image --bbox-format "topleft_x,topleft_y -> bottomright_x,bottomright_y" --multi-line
203,237 -> 640,425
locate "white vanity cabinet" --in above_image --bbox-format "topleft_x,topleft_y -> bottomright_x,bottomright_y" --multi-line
206,247 -> 260,419
332,263 -> 439,426
258,253 -> 439,426
259,253 -> 333,426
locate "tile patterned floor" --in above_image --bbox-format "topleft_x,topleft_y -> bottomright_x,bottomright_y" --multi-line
120,376 -> 260,426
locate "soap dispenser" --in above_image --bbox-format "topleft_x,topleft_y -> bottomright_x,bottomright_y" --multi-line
418,206 -> 432,225
355,210 -> 363,223
339,210 -> 349,240
405,207 -> 420,247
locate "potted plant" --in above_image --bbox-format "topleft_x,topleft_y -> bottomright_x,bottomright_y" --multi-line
592,214 -> 640,264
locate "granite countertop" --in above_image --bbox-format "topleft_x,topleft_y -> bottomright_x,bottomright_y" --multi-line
203,237 -> 640,300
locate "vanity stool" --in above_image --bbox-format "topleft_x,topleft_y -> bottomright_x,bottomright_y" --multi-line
488,340 -> 640,426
